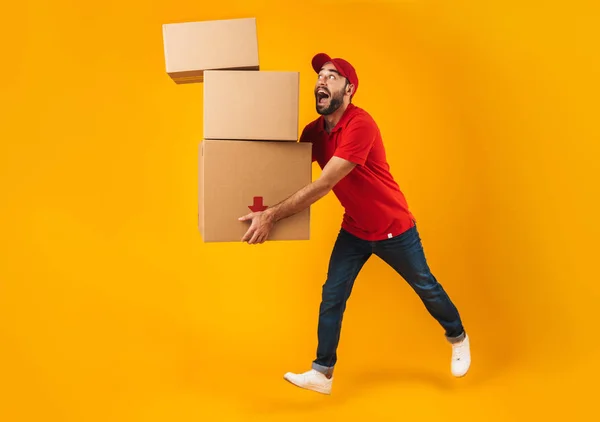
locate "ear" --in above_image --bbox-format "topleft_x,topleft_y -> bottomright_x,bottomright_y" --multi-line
346,83 -> 355,97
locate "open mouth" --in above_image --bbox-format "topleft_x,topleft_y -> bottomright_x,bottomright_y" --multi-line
317,89 -> 330,105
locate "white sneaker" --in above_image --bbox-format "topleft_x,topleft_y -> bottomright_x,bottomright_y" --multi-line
451,334 -> 471,377
283,369 -> 333,394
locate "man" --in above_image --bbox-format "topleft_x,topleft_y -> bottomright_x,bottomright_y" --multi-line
238,53 -> 471,394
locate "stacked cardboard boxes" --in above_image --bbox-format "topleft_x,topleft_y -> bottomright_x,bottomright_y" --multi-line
162,17 -> 312,242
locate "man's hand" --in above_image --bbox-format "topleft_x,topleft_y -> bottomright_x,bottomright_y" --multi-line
238,209 -> 275,244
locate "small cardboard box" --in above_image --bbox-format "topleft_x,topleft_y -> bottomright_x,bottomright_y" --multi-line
198,139 -> 312,242
162,18 -> 259,84
203,70 -> 299,141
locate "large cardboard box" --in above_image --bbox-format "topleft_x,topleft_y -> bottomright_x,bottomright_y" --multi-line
203,70 -> 299,141
199,139 -> 312,242
162,18 -> 259,84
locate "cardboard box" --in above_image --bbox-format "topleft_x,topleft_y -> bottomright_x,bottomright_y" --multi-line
203,70 -> 299,141
198,139 -> 312,242
162,18 -> 259,84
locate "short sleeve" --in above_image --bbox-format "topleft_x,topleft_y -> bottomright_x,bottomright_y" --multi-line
333,117 -> 377,166
299,124 -> 318,162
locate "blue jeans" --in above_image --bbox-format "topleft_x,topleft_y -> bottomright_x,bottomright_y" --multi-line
312,224 -> 465,376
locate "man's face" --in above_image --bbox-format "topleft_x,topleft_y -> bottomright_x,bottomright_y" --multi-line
314,62 -> 349,115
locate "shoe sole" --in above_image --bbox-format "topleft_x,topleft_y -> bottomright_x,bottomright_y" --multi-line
452,365 -> 471,378
452,371 -> 468,378
283,376 -> 331,395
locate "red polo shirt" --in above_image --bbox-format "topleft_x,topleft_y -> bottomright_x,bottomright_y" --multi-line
299,104 -> 415,241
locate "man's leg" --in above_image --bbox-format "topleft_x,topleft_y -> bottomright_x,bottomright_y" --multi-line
313,229 -> 372,376
373,223 -> 471,376
284,229 -> 372,393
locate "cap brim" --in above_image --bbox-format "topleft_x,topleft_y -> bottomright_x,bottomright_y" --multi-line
311,53 -> 333,73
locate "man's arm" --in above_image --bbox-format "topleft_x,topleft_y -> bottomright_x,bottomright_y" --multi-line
266,156 -> 356,222
238,156 -> 356,244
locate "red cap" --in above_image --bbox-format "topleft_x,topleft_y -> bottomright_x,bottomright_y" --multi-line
311,53 -> 359,97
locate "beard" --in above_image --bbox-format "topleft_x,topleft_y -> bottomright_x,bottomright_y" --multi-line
315,87 -> 344,115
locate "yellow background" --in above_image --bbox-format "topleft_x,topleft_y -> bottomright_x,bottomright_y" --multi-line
2,0 -> 599,420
